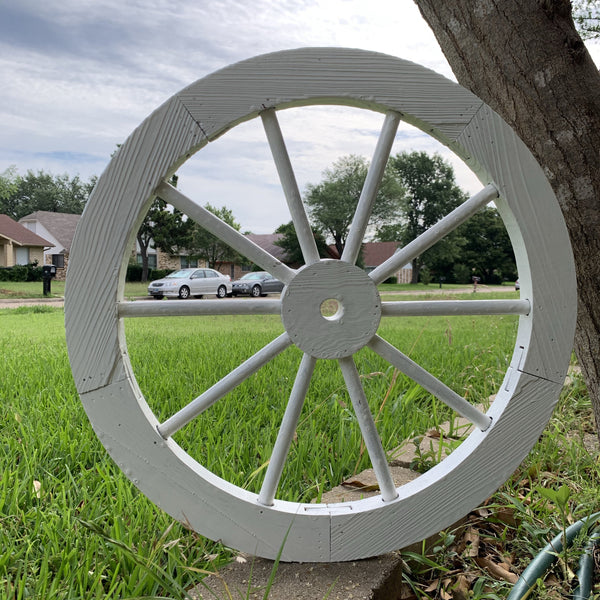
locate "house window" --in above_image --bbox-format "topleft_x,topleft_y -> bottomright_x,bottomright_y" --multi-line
180,256 -> 198,269
137,253 -> 157,269
15,247 -> 29,265
241,263 -> 253,272
52,254 -> 65,269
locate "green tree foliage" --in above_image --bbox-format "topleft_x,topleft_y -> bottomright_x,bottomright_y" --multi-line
136,175 -> 192,282
573,0 -> 600,39
274,221 -> 330,265
188,204 -> 243,269
454,206 -> 517,284
304,154 -> 404,256
0,167 -> 19,209
0,168 -> 96,219
382,151 -> 467,283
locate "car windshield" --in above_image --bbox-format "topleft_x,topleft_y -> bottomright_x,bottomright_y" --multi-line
165,270 -> 192,279
240,273 -> 264,280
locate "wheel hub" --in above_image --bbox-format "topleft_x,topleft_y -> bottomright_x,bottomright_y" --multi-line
281,259 -> 382,359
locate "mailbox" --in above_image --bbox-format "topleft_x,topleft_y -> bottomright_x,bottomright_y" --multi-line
42,264 -> 57,277
42,264 -> 56,296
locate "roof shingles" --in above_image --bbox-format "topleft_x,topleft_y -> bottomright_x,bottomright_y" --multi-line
0,214 -> 53,247
19,211 -> 80,251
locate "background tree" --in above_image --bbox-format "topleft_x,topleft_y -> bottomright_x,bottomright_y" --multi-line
414,0 -> 600,438
188,204 -> 243,270
572,0 -> 600,39
305,154 -> 404,256
454,206 -> 517,284
136,175 -> 192,282
0,167 -> 19,216
384,151 -> 467,283
0,168 -> 95,219
274,221 -> 330,265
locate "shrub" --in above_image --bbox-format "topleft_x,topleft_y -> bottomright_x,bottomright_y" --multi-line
0,263 -> 43,282
452,263 -> 471,284
126,264 -> 173,282
150,269 -> 172,280
126,263 -> 143,282
419,266 -> 432,285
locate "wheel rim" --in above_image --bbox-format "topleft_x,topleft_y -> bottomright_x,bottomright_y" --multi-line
65,48 -> 576,562
179,286 -> 190,299
252,285 -> 261,298
217,286 -> 226,298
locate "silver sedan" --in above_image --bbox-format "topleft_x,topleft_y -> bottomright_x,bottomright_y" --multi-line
148,268 -> 232,299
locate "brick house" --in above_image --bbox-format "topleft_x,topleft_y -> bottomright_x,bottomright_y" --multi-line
361,241 -> 412,283
217,235 -> 412,283
0,214 -> 54,268
19,211 -> 80,280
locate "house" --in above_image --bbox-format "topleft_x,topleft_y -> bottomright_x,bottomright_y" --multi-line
217,235 -> 412,283
362,241 -> 413,283
0,214 -> 54,268
17,210 -> 193,280
19,211 -> 81,280
209,233 -> 292,280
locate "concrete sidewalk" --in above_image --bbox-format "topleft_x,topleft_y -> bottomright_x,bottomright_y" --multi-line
0,297 -> 64,309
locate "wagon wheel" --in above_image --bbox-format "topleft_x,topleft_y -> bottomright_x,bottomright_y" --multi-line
65,48 -> 576,562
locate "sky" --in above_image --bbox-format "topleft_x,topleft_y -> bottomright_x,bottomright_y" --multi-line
1,0 -> 599,234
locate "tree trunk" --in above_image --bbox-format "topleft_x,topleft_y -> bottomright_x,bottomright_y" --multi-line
411,258 -> 419,284
415,0 -> 600,439
136,232 -> 150,283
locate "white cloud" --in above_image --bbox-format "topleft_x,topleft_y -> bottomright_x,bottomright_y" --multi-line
1,0 -> 598,233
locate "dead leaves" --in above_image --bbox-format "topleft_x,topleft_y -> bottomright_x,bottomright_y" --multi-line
399,507 -> 523,599
474,556 -> 519,584
341,477 -> 380,492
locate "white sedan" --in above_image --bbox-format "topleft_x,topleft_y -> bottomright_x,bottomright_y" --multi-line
148,268 -> 231,299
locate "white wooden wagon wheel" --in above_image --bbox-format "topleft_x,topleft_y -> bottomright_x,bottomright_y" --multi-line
65,48 -> 576,562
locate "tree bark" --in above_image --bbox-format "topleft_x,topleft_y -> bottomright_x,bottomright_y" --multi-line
136,231 -> 151,283
414,0 -> 600,438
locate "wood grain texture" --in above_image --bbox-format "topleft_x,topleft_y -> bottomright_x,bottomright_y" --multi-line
281,260 -> 381,359
65,97 -> 205,394
79,378 -> 330,561
176,48 -> 482,147
457,104 -> 577,382
329,372 -> 562,560
64,48 -> 576,561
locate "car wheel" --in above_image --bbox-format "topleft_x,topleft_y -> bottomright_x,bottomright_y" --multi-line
251,285 -> 261,297
178,286 -> 190,299
217,285 -> 227,298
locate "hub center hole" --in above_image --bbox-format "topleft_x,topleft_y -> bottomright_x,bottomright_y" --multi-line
320,298 -> 343,321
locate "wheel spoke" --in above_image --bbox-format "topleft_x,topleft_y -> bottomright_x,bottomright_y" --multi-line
368,335 -> 492,431
381,298 -> 530,318
257,353 -> 317,506
369,184 -> 498,285
118,298 -> 281,318
342,111 -> 401,265
157,332 -> 292,438
155,181 -> 296,284
338,356 -> 398,502
261,109 -> 320,266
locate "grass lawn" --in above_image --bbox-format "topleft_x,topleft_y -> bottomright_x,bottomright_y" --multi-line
1,297 -> 597,599
0,281 -> 147,300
